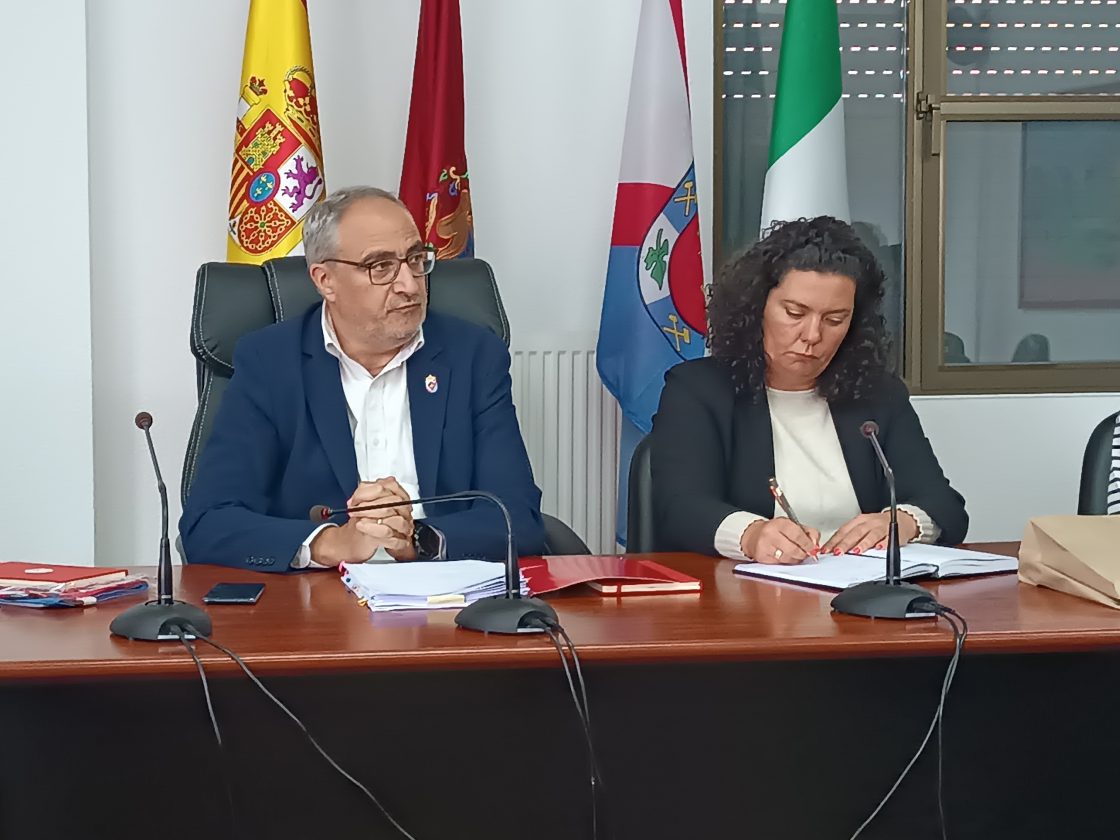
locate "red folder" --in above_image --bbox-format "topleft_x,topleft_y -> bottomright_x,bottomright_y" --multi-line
520,556 -> 702,596
0,563 -> 128,590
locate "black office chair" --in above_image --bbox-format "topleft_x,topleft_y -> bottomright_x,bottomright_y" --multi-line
943,332 -> 971,364
183,255 -> 589,555
1012,333 -> 1051,363
626,433 -> 656,552
1078,411 -> 1120,515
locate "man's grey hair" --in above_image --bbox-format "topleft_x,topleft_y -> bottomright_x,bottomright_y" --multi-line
302,186 -> 407,264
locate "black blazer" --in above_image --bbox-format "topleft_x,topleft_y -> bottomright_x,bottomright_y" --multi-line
650,358 -> 968,553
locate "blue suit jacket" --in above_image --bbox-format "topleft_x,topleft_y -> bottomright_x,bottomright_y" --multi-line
179,304 -> 546,572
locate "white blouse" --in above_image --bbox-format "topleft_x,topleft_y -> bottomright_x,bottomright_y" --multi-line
715,387 -> 939,561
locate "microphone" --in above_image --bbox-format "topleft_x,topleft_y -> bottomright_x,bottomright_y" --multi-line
110,412 -> 212,641
830,420 -> 937,619
312,490 -> 557,635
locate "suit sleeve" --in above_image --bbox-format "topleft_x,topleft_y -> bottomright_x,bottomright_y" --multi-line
422,336 -> 547,559
179,339 -> 321,573
650,365 -> 745,554
880,381 -> 969,545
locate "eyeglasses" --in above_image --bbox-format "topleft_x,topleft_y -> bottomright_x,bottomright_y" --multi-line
322,248 -> 436,286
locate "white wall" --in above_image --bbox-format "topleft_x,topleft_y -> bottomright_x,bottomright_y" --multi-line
88,1 -> 244,569
8,1 -> 1115,567
915,394 -> 1117,542
0,1 -> 95,564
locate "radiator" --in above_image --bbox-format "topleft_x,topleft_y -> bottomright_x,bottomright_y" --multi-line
511,349 -> 621,554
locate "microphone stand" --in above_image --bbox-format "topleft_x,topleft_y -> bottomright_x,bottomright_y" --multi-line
869,429 -> 902,586
830,421 -> 934,620
110,413 -> 212,641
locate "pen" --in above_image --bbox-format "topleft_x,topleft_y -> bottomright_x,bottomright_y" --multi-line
768,476 -> 820,558
768,476 -> 803,526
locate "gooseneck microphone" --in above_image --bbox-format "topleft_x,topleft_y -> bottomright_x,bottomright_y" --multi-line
830,419 -> 937,619
312,490 -> 557,634
861,421 -> 901,585
110,412 -> 212,641
136,411 -> 174,604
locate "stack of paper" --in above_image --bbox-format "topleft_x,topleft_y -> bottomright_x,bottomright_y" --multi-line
341,560 -> 528,612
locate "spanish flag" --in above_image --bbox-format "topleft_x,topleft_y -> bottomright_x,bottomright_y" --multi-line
227,0 -> 325,263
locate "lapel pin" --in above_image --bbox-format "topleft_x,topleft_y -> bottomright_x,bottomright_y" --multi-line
425,373 -> 438,394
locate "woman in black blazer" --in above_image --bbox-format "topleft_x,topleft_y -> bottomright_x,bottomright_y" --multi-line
651,217 -> 967,564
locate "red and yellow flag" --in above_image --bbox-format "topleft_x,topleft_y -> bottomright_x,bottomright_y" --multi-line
399,0 -> 473,259
227,0 -> 325,264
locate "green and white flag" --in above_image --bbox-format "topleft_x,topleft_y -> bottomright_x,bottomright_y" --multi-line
759,0 -> 849,234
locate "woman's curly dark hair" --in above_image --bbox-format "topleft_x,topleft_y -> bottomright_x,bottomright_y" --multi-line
708,216 -> 892,403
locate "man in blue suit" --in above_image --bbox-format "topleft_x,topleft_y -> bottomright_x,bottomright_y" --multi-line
180,186 -> 546,572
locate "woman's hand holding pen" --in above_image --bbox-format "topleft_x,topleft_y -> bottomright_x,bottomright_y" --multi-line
752,476 -> 820,564
742,518 -> 821,565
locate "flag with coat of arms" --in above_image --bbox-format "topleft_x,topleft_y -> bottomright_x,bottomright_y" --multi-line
596,0 -> 706,544
227,0 -> 326,264
399,0 -> 474,260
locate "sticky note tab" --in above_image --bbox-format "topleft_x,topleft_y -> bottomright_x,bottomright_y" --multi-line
426,593 -> 466,606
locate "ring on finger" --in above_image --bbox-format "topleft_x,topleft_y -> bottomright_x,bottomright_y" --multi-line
773,548 -> 783,560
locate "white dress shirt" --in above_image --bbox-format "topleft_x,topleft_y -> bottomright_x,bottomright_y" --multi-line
292,306 -> 426,569
715,387 -> 940,561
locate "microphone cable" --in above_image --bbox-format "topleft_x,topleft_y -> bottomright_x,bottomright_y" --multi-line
932,604 -> 968,840
181,624 -> 420,840
531,616 -> 608,840
176,618 -> 606,840
175,628 -> 238,838
847,603 -> 968,840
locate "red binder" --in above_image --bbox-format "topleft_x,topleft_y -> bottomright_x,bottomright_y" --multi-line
0,563 -> 128,590
520,556 -> 702,596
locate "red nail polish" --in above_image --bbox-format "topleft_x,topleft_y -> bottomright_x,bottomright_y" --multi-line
833,548 -> 842,556
853,547 -> 862,555
876,543 -> 885,550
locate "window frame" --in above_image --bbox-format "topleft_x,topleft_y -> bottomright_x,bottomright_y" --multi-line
908,0 -> 1120,394
714,0 -> 1120,395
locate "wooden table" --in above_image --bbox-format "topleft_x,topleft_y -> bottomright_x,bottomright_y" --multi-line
3,542 -> 1119,680
1,545 -> 1117,840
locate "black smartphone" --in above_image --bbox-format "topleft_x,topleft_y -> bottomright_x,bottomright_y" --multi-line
202,582 -> 265,605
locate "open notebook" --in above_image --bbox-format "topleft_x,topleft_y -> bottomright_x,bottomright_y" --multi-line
733,544 -> 1018,591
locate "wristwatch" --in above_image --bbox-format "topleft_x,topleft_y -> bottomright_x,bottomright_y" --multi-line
412,521 -> 446,561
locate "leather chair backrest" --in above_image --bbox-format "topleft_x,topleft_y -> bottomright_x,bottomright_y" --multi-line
943,332 -> 970,364
1012,333 -> 1051,363
626,434 -> 656,552
183,256 -> 509,505
1078,411 -> 1120,515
